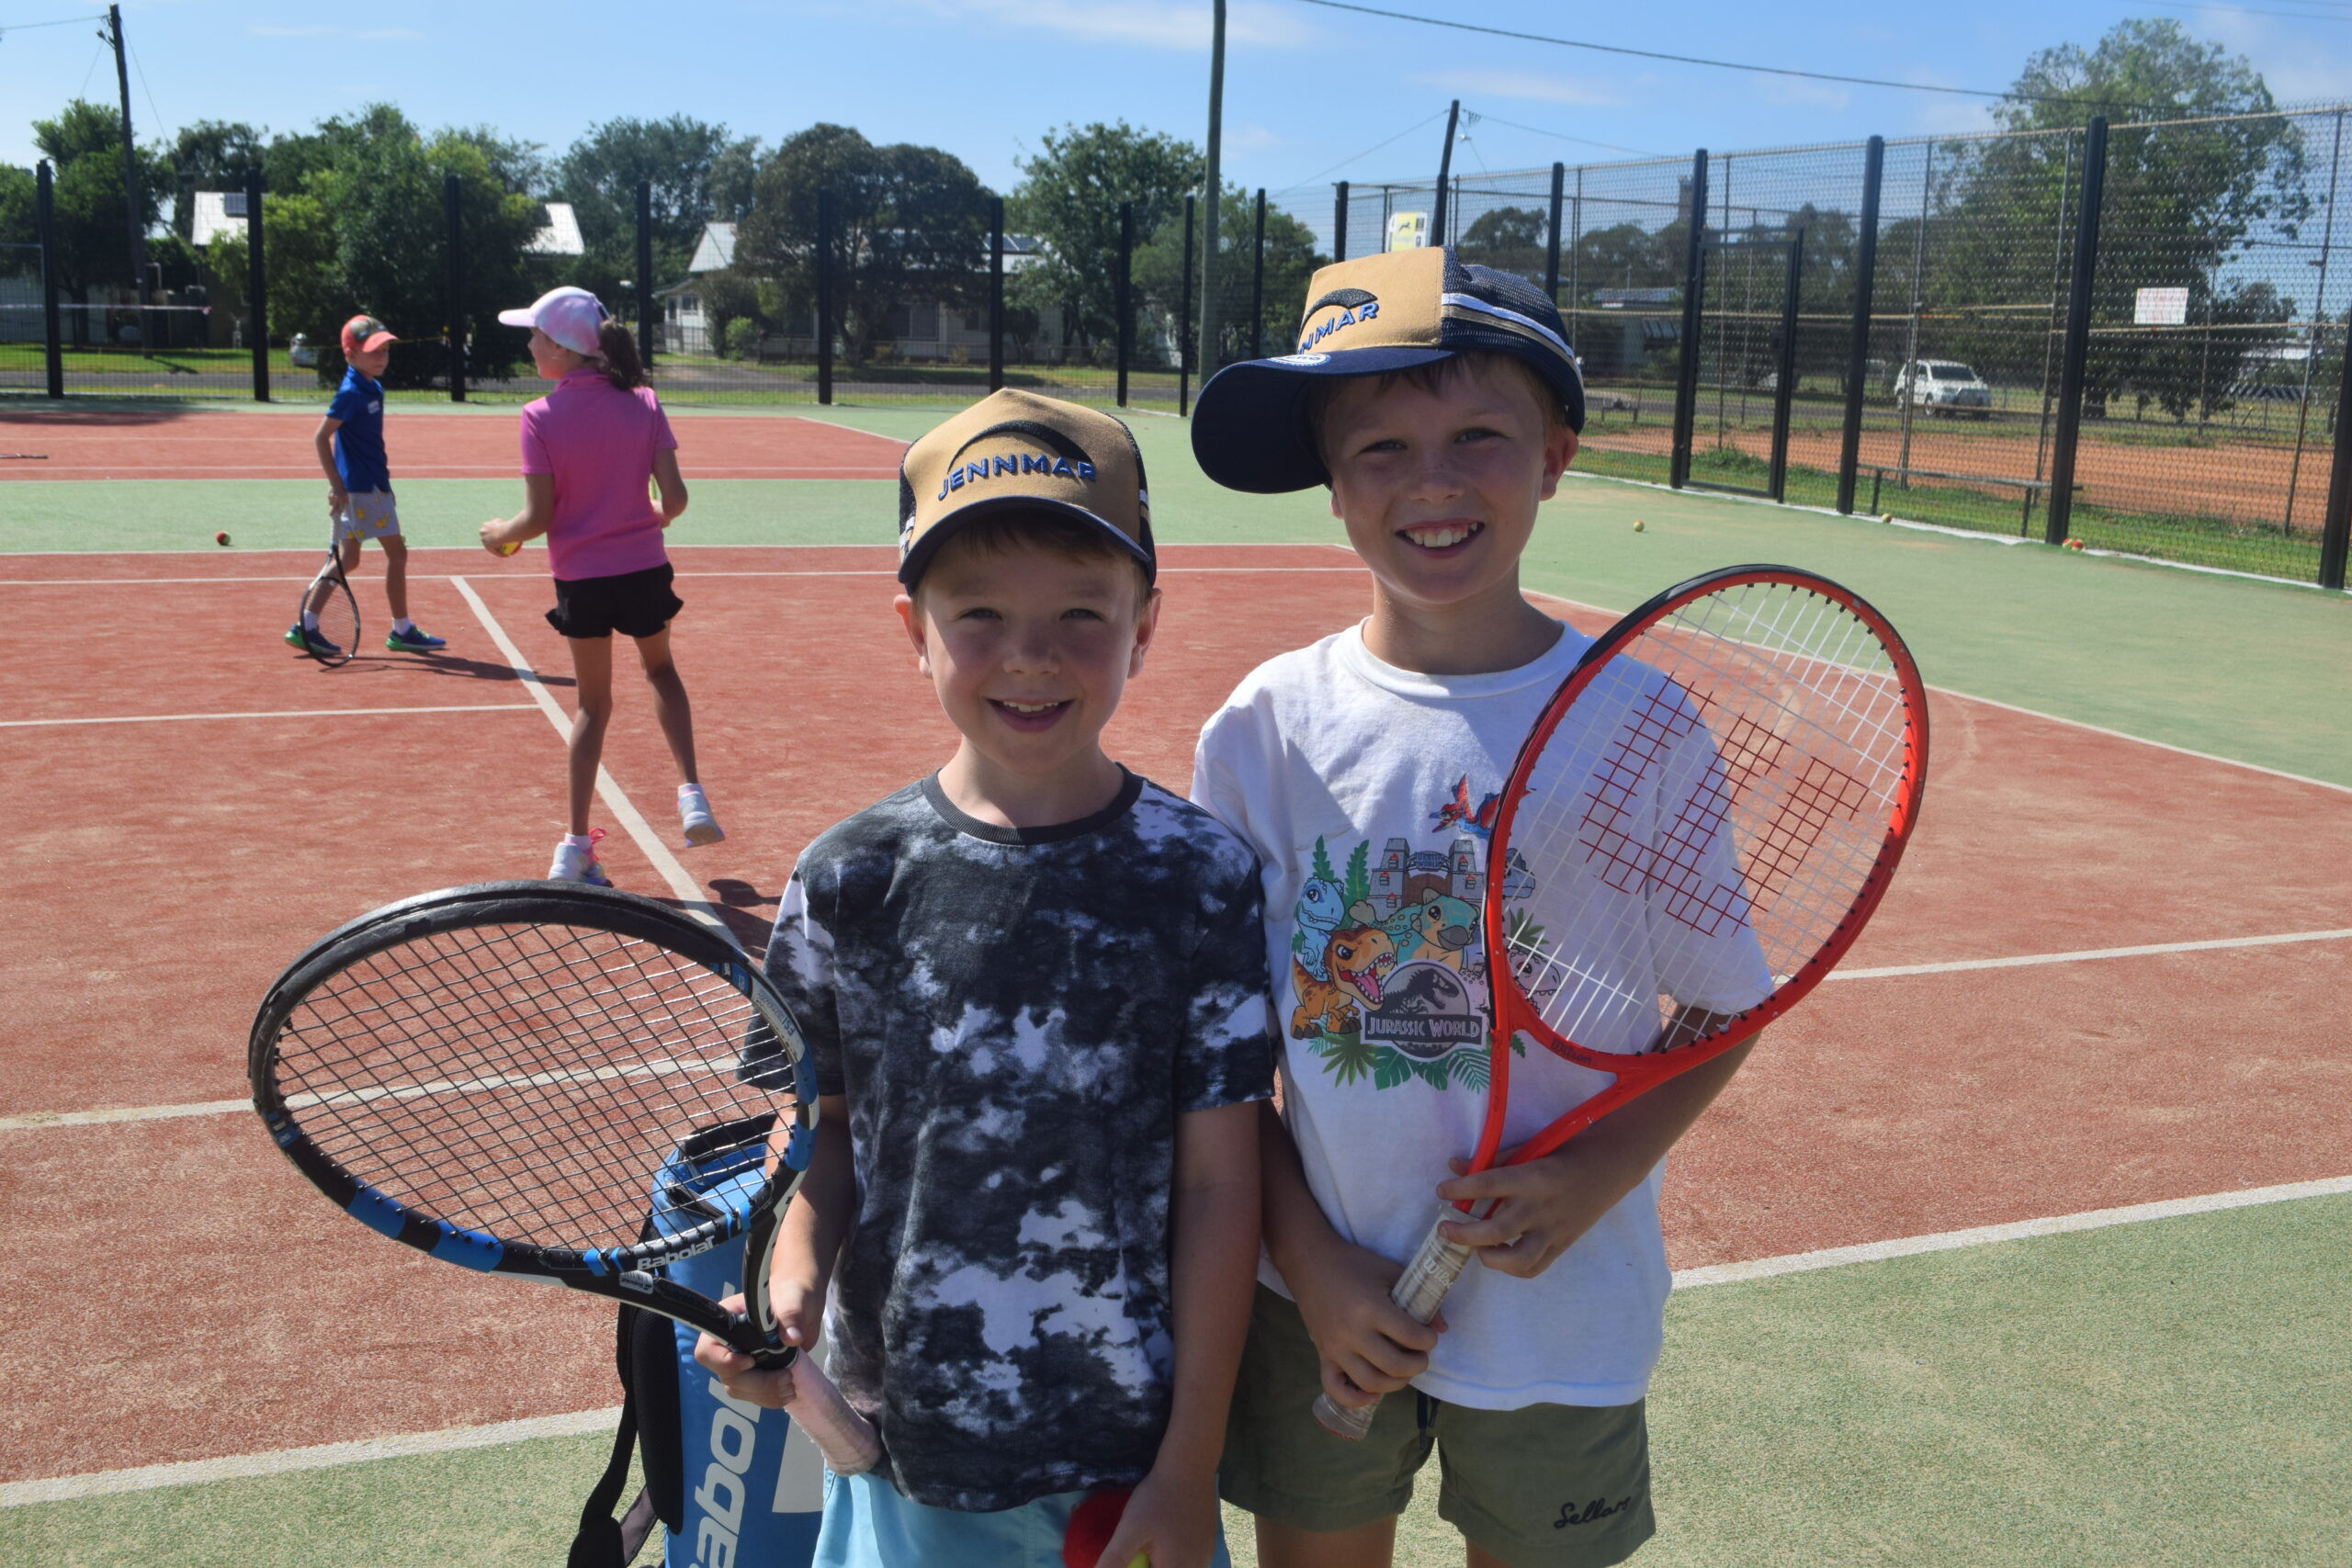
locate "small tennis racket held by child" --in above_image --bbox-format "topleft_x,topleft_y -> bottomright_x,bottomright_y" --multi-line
1314,565 -> 1931,1439
295,524 -> 359,667
250,881 -> 882,1474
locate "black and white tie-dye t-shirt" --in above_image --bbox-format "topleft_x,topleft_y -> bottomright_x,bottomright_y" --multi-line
757,769 -> 1275,1512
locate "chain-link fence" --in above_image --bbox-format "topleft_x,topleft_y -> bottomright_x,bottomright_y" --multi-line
1306,105 -> 2349,589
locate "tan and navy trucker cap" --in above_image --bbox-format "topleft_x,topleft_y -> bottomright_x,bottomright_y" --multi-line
897,388 -> 1154,587
1191,245 -> 1587,493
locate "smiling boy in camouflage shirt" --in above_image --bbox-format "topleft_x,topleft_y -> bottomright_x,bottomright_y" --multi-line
699,389 -> 1273,1568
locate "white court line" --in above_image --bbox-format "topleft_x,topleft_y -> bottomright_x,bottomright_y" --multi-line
1520,587 -> 2352,798
0,565 -> 1363,586
1670,1173 -> 2352,1291
0,541 -> 1327,558
9,1171 -> 2347,1507
0,1408 -> 622,1508
12,924 -> 2342,1135
0,704 -> 537,729
447,576 -> 739,949
1830,927 -> 2352,981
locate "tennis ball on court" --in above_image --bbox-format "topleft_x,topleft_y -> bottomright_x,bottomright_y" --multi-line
1632,519 -> 1645,533
1882,513 -> 1896,524
2064,538 -> 2086,551
214,530 -> 230,547
494,539 -> 521,557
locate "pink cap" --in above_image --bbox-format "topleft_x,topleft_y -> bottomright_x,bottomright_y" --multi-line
497,286 -> 607,356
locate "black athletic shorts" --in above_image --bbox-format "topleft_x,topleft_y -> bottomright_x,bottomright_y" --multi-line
546,562 -> 683,640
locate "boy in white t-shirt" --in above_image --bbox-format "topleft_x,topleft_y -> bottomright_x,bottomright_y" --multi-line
1187,247 -> 1770,1568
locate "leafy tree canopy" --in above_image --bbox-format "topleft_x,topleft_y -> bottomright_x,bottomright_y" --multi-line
1009,122 -> 1203,348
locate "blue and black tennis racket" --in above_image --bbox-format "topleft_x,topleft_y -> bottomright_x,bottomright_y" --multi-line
249,881 -> 880,1473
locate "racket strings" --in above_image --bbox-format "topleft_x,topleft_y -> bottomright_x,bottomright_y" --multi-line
273,920 -> 791,1249
1501,581 -> 1916,1056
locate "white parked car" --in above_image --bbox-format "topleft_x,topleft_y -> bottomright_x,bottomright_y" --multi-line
1892,359 -> 1992,417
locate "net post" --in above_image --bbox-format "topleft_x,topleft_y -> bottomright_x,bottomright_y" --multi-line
1250,188 -> 1267,359
444,173 -> 467,403
636,180 -> 655,367
1544,163 -> 1565,300
2046,117 -> 2108,547
1116,199 -> 1133,408
1333,180 -> 1349,264
1836,136 -> 1883,515
816,188 -> 834,406
246,168 -> 269,401
1669,150 -> 1709,490
36,161 -> 62,399
2319,317 -> 2352,591
989,195 -> 1005,394
1431,100 -> 1459,243
1179,194 -> 1195,416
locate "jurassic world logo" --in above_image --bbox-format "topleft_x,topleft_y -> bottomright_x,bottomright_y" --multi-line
1360,961 -> 1483,1060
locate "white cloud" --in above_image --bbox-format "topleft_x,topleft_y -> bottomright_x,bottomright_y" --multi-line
1415,67 -> 1622,108
1228,122 -> 1282,152
2189,6 -> 2351,107
1754,76 -> 1849,112
908,0 -> 1311,51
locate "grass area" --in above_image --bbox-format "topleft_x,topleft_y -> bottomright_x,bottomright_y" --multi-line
11,1197 -> 2343,1567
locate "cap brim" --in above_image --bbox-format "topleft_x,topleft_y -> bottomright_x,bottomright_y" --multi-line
1190,346 -> 1457,493
898,495 -> 1155,589
360,333 -> 399,350
496,308 -> 536,329
1192,337 -> 1588,494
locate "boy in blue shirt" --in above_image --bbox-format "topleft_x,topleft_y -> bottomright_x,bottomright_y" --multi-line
285,314 -> 446,657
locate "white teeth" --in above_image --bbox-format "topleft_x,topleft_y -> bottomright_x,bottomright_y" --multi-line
1406,523 -> 1477,548
1000,700 -> 1063,714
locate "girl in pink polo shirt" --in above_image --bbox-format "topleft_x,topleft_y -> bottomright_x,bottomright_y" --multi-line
480,287 -> 722,886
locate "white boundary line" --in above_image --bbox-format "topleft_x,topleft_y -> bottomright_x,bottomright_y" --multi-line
0,704 -> 537,729
12,925 -> 2343,1135
0,565 -> 1362,587
447,576 -> 738,949
0,1407 -> 622,1507
1670,1174 -> 2352,1291
1830,927 -> 2352,981
1521,587 -> 2352,797
0,540 -> 1329,560
10,1172 -> 2348,1507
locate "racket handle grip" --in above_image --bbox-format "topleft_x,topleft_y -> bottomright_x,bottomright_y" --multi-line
1309,1217 -> 1475,1442
749,1345 -> 884,1477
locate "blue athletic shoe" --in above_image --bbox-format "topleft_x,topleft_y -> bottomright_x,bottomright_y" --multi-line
285,622 -> 343,658
385,624 -> 447,653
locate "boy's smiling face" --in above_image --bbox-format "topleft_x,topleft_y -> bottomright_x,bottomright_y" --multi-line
1317,355 -> 1577,623
348,344 -> 391,379
896,527 -> 1159,820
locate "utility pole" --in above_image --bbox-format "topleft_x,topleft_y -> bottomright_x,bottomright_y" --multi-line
107,6 -> 150,329
1430,100 -> 1460,246
1197,0 -> 1226,386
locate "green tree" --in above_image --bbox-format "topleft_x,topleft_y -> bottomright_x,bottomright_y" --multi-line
552,116 -> 754,292
1008,122 -> 1204,355
29,100 -> 172,327
1458,205 -> 1546,279
736,123 -> 990,368
1132,186 -> 1323,370
165,119 -> 266,237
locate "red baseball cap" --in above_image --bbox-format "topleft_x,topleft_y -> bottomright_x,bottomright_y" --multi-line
340,315 -> 399,355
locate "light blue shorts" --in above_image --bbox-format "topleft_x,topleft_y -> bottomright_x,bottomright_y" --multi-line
814,1470 -> 1233,1568
334,490 -> 400,545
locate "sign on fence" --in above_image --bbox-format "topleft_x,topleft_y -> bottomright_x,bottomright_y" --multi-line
2133,287 -> 2189,326
1386,211 -> 1427,252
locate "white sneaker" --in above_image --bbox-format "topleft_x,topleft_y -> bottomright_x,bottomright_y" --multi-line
679,784 -> 724,847
548,829 -> 613,886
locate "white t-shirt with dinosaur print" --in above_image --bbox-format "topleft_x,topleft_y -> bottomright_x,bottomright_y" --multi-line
1191,621 -> 1773,1409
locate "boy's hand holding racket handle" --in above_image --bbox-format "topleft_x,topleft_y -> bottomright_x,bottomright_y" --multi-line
1312,567 -> 1929,1439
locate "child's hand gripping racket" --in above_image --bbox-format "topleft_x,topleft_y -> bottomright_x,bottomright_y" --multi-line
1314,565 -> 1930,1439
250,881 -> 882,1475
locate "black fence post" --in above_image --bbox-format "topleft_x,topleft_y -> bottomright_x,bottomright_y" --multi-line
36,161 -> 62,399
1115,200 -> 1134,408
246,168 -> 269,402
1768,229 -> 1804,503
1250,189 -> 1267,358
989,196 -> 1005,393
2318,325 -> 2352,590
444,173 -> 467,402
636,180 -> 655,367
1669,150 -> 1710,490
1837,135 -> 1884,514
2046,117 -> 2108,547
1431,100 -> 1459,244
1179,195 -> 1196,416
1544,163 -> 1565,299
1333,181 -> 1349,264
816,188 -> 834,406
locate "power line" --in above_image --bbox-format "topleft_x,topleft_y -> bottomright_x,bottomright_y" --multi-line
1284,0 -> 2168,113
0,11 -> 105,32
1272,107 -> 1449,193
1464,111 -> 1664,160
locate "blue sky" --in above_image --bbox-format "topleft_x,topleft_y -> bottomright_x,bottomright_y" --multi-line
5,0 -> 2347,236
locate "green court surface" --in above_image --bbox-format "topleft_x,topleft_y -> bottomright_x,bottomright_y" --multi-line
8,1197 -> 2344,1567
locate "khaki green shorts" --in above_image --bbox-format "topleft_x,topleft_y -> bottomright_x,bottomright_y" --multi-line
1220,1286 -> 1654,1568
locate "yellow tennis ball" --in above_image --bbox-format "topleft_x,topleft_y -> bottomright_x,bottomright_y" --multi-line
1632,519 -> 1645,533
494,539 -> 521,557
